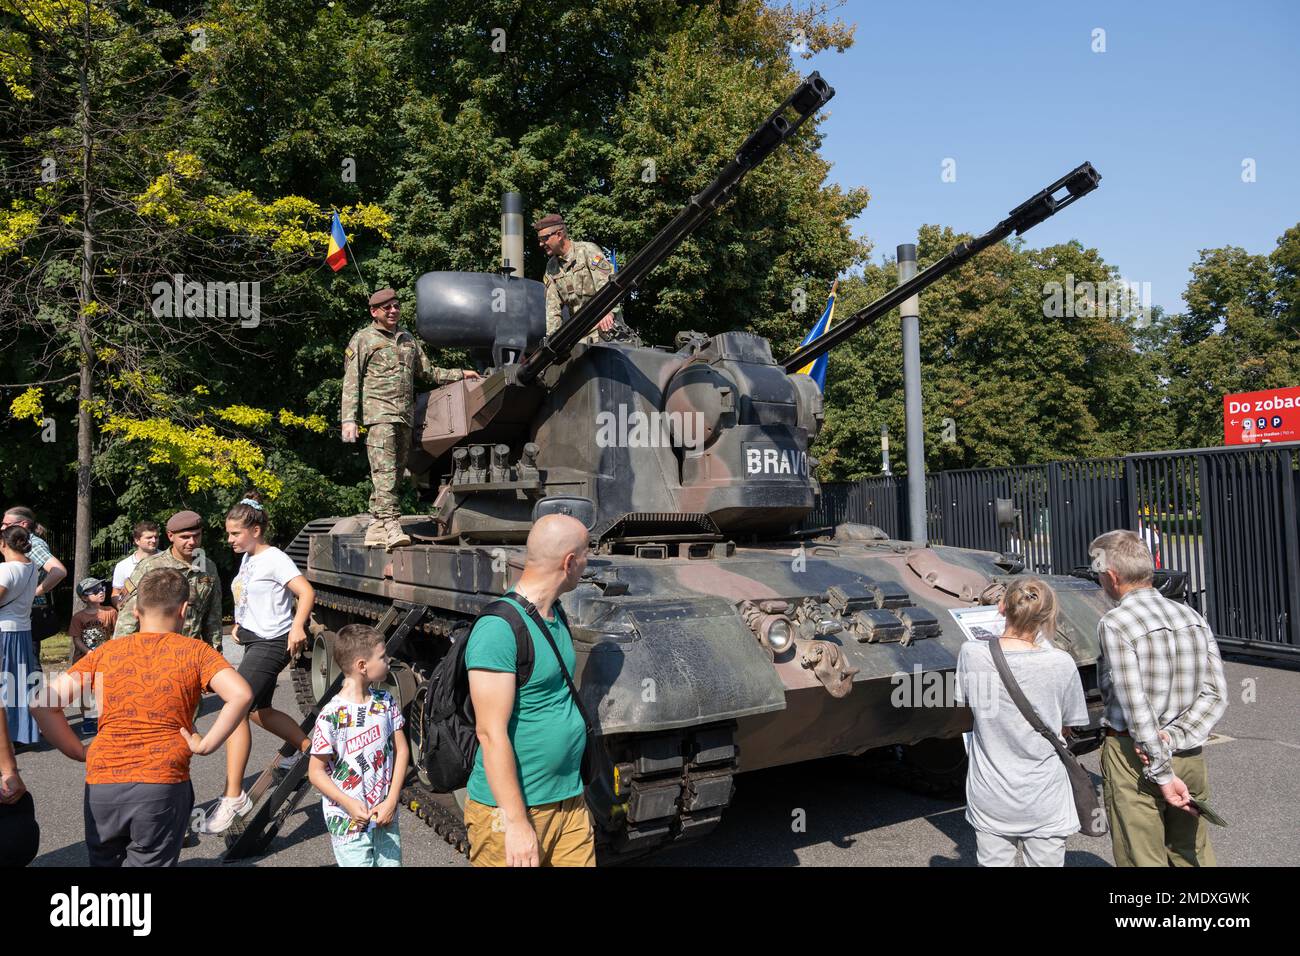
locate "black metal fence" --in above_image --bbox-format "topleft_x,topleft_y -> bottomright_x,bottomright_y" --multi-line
39,529 -> 129,578
812,442 -> 1300,660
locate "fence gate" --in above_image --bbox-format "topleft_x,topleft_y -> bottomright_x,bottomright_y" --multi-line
1159,446 -> 1300,657
1048,457 -> 1129,574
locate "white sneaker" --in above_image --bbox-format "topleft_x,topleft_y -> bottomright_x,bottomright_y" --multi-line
204,792 -> 253,833
277,754 -> 300,771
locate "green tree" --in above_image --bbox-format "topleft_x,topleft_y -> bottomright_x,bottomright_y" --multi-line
1165,227 -> 1300,448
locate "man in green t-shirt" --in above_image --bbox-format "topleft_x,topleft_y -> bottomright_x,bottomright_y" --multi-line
464,514 -> 593,867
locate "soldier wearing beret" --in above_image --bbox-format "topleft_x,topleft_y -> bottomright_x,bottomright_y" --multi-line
341,287 -> 480,549
114,510 -> 223,648
533,214 -> 633,345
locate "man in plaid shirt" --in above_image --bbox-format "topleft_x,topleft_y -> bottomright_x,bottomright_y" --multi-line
1090,530 -> 1227,866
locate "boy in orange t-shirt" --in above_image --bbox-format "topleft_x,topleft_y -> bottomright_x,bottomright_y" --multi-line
43,567 -> 253,866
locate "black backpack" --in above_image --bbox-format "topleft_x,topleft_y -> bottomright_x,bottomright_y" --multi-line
419,595 -> 567,793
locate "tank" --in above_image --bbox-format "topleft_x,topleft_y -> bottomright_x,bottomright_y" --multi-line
286,75 -> 1132,861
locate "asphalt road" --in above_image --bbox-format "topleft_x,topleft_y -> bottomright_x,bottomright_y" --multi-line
17,652 -> 1299,868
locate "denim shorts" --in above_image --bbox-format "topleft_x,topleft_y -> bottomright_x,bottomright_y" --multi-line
331,822 -> 402,867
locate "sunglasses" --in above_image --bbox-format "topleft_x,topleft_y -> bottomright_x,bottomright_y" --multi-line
537,230 -> 563,242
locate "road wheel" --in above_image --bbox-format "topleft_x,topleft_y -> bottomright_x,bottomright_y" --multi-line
310,630 -> 339,704
863,737 -> 968,797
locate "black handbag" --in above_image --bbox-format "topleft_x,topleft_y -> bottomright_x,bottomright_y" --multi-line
987,637 -> 1108,838
510,594 -> 611,788
0,791 -> 40,866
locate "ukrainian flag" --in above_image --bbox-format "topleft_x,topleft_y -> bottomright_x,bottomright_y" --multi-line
326,211 -> 348,272
795,280 -> 838,391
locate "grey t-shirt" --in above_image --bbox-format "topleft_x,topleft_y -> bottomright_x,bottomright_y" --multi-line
0,560 -> 38,631
955,639 -> 1089,838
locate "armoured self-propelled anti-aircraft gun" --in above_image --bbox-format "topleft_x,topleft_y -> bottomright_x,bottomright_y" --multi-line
258,74 -> 1153,862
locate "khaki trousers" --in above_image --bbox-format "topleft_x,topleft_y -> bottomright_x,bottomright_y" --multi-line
1102,735 -> 1216,867
365,422 -> 410,521
464,795 -> 596,867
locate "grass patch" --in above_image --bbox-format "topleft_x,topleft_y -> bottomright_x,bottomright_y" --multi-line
39,632 -> 72,665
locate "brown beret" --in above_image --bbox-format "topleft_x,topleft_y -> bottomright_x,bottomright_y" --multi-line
532,213 -> 565,232
166,510 -> 203,534
368,287 -> 399,308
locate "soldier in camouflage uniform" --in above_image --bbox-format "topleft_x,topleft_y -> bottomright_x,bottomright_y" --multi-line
534,213 -> 633,345
341,287 -> 480,549
114,510 -> 223,648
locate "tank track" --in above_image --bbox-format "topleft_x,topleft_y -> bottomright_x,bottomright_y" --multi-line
297,584 -> 740,863
862,739 -> 969,798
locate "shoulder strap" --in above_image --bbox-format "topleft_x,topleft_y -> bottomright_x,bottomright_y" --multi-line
509,594 -> 594,736
987,638 -> 1072,761
480,597 -> 535,689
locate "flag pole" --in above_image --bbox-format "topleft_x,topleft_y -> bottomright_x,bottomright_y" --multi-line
348,243 -> 367,291
333,208 -> 369,291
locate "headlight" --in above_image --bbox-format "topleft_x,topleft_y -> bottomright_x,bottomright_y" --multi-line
763,616 -> 793,654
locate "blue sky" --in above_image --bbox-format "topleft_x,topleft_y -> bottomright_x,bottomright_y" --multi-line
801,0 -> 1300,314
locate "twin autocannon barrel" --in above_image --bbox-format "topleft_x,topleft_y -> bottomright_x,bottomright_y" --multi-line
778,162 -> 1102,373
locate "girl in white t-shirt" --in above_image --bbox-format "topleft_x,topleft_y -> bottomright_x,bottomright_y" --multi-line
205,491 -> 317,834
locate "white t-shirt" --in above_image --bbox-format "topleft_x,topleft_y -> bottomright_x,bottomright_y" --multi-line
231,546 -> 302,639
112,553 -> 142,591
0,560 -> 39,632
956,639 -> 1090,838
310,689 -> 405,844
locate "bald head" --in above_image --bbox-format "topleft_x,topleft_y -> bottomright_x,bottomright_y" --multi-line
523,514 -> 589,571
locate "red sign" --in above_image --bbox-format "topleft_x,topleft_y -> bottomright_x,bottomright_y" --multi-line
1223,386 -> 1300,445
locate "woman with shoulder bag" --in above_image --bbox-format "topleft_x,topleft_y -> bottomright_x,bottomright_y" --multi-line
203,491 -> 316,834
955,578 -> 1091,866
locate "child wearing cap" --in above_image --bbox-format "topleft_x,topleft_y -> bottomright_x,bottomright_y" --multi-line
68,578 -> 117,735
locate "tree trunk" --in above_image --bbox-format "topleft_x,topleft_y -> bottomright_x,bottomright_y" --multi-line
73,0 -> 95,614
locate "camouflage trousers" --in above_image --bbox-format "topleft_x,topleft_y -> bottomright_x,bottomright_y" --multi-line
365,422 -> 411,522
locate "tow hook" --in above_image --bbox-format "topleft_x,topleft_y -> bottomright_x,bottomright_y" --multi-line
796,639 -> 859,698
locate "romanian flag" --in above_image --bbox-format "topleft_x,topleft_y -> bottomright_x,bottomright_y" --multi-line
326,211 -> 348,272
795,280 -> 838,391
